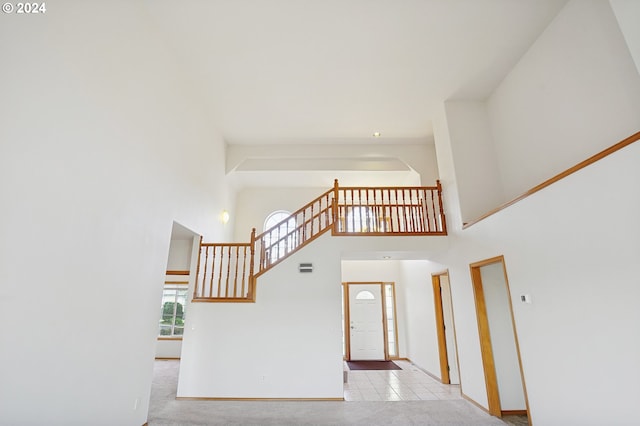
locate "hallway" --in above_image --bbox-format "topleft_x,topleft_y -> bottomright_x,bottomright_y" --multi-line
344,360 -> 461,402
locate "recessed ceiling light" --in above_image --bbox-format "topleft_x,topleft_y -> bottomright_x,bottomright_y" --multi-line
373,132 -> 381,137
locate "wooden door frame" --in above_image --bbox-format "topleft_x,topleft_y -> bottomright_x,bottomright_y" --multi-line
431,272 -> 450,383
469,256 -> 531,421
431,270 -> 461,386
343,282 -> 394,361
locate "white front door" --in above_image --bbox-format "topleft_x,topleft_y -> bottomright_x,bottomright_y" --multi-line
348,284 -> 385,360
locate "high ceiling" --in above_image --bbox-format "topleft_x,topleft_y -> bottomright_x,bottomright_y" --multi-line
145,0 -> 567,145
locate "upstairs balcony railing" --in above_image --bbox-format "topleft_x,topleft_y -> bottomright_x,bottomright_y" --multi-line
335,183 -> 446,235
194,180 -> 446,302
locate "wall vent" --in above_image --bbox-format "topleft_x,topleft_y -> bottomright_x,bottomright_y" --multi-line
299,263 -> 313,273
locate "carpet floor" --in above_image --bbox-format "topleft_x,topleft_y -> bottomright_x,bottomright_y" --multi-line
147,360 -> 511,426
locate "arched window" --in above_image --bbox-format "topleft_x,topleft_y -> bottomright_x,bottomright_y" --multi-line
355,290 -> 376,300
263,211 -> 297,262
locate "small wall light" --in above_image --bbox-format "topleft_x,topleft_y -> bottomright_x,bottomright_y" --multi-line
221,210 -> 230,224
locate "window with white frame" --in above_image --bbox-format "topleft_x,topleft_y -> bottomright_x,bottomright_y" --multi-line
158,283 -> 188,337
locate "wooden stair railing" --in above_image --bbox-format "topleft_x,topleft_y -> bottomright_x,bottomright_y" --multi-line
194,180 -> 447,302
193,239 -> 255,302
254,187 -> 334,277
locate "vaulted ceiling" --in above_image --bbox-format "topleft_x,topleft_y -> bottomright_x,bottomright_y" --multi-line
146,1 -> 567,187
146,0 -> 566,145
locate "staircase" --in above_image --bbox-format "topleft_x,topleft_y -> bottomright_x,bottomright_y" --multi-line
194,180 -> 447,302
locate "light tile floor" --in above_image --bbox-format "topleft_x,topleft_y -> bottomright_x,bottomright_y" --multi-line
344,360 -> 462,402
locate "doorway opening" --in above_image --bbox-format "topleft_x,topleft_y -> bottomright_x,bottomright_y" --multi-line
470,256 -> 530,423
431,271 -> 461,385
342,282 -> 398,361
155,222 -> 199,360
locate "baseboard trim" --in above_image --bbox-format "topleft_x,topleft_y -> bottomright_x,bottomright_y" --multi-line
404,358 -> 442,382
461,392 -> 490,415
176,397 -> 344,402
502,410 -> 527,416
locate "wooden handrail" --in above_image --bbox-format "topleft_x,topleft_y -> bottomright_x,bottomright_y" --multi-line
333,182 -> 446,235
194,180 -> 448,302
194,239 -> 254,301
463,131 -> 640,229
254,187 -> 335,277
254,188 -> 334,243
200,242 -> 251,247
337,185 -> 440,191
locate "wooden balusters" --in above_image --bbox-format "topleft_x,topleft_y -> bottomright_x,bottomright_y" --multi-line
253,187 -> 335,278
194,180 -> 447,303
437,180 -> 447,234
333,184 -> 447,236
194,242 -> 253,301
217,247 -> 224,296
210,246 -> 216,297
194,236 -> 203,300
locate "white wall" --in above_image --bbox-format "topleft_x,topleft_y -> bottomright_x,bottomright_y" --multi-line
155,340 -> 183,359
432,140 -> 640,424
227,142 -> 440,186
177,232 -> 449,398
431,2 -> 640,419
487,0 -> 640,201
610,0 -> 640,75
397,261 -> 442,377
444,101 -> 504,224
234,187 -> 327,241
178,233 -> 344,398
165,239 -> 194,271
0,3 -> 229,425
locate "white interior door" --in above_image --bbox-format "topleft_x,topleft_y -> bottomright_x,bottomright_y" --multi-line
348,284 -> 385,360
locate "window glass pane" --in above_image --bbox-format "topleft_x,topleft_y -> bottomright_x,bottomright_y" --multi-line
355,290 -> 375,300
346,207 -> 374,232
159,285 -> 188,337
264,211 -> 296,262
341,286 -> 345,357
385,283 -> 397,357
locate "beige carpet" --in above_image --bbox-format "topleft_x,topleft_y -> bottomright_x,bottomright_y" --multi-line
148,360 -> 511,426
